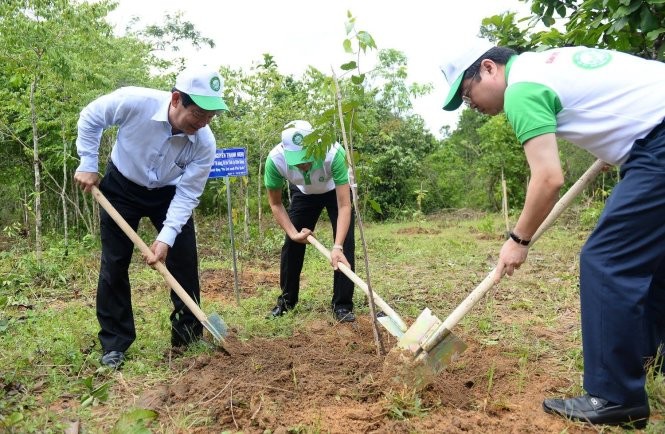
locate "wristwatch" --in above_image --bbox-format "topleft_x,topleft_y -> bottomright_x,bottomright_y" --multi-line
509,231 -> 531,246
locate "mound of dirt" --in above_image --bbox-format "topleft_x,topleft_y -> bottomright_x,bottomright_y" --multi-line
134,317 -> 596,433
396,227 -> 441,235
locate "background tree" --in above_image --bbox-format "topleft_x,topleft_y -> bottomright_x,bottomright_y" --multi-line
0,0 -> 151,259
483,0 -> 665,58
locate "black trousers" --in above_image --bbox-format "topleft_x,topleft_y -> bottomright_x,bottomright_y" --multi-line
278,184 -> 355,311
580,119 -> 665,405
97,162 -> 202,352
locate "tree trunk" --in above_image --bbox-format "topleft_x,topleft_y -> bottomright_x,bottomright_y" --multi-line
61,124 -> 69,256
501,168 -> 510,238
30,76 -> 42,261
73,181 -> 79,237
22,187 -> 29,238
257,156 -> 263,240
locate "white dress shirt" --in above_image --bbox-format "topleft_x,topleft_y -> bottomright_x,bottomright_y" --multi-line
76,86 -> 216,246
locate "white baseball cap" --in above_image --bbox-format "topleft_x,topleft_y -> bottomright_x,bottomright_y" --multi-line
441,37 -> 494,111
281,120 -> 314,166
175,65 -> 228,111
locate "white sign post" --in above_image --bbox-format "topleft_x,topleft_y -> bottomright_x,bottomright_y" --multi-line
209,148 -> 248,304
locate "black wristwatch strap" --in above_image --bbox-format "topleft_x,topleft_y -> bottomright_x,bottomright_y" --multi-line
509,231 -> 531,246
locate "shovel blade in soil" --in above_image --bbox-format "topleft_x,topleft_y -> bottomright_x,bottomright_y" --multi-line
376,315 -> 406,338
419,331 -> 467,375
204,313 -> 228,345
393,308 -> 468,378
388,332 -> 468,390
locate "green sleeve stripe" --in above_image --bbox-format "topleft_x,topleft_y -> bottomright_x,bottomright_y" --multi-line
504,82 -> 560,144
521,125 -> 557,143
331,147 -> 349,185
264,157 -> 285,189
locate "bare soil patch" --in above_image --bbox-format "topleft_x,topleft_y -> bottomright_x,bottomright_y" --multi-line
200,267 -> 279,304
142,331 -> 591,433
396,227 -> 441,235
132,290 -> 603,433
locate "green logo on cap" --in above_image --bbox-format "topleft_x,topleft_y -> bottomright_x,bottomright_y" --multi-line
293,133 -> 304,146
319,176 -> 325,182
573,49 -> 611,69
210,76 -> 221,92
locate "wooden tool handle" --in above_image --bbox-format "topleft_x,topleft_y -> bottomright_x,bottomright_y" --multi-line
421,159 -> 606,353
91,186 -> 208,324
307,235 -> 408,332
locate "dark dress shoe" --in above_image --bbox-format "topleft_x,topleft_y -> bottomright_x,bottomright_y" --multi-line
268,304 -> 289,318
334,308 -> 356,323
543,394 -> 649,428
100,351 -> 125,369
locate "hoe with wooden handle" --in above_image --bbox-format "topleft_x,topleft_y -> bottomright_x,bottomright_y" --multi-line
404,159 -> 606,380
307,234 -> 409,337
91,186 -> 229,352
307,234 -> 468,360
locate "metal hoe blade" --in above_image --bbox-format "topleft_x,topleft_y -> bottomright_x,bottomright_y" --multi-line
394,309 -> 468,383
416,331 -> 467,375
203,313 -> 230,355
397,308 -> 442,352
391,331 -> 468,390
204,313 -> 228,343
376,315 -> 406,339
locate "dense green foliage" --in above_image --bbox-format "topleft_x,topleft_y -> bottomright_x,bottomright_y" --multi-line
483,0 -> 665,58
0,0 -> 659,245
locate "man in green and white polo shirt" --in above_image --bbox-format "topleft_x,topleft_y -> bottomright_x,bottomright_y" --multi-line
441,39 -> 665,428
264,120 -> 356,322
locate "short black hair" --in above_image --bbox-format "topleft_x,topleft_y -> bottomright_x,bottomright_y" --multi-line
171,87 -> 196,108
463,46 -> 517,80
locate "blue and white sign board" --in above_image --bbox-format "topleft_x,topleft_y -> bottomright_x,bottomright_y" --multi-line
209,147 -> 248,178
208,147 -> 247,302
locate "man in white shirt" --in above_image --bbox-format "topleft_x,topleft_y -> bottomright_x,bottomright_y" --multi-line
440,39 -> 665,428
74,65 -> 227,369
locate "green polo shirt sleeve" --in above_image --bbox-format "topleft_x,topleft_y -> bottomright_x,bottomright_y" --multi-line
504,82 -> 562,144
331,148 -> 349,186
264,157 -> 285,190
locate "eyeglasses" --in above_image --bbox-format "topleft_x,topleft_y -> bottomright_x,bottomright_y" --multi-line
188,106 -> 218,123
461,69 -> 479,106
